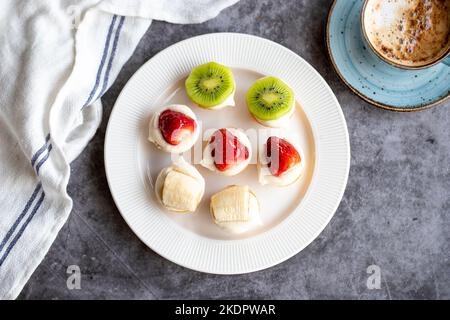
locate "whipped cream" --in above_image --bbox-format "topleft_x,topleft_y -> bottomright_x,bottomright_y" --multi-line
204,88 -> 236,110
148,104 -> 199,154
254,102 -> 295,128
257,135 -> 304,186
200,128 -> 252,176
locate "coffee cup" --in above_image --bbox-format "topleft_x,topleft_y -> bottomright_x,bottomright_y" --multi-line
361,0 -> 450,69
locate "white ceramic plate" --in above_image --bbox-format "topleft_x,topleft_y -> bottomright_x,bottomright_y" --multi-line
104,33 -> 350,274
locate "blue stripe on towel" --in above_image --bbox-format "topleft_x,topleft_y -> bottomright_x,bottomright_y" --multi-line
97,16 -> 125,100
0,183 -> 42,255
35,144 -> 53,175
0,140 -> 49,266
0,15 -> 124,268
0,191 -> 45,267
0,131 -> 50,262
30,134 -> 50,167
82,15 -> 118,108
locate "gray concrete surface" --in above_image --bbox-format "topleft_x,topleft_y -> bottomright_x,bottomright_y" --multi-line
18,0 -> 450,299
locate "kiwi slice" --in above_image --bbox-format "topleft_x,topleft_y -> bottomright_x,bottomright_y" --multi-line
185,62 -> 235,108
246,76 -> 294,121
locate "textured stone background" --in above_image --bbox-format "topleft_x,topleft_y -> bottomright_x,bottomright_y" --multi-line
19,0 -> 450,299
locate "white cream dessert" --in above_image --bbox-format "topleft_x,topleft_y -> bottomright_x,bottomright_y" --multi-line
201,87 -> 235,110
148,104 -> 199,154
155,157 -> 205,213
246,76 -> 295,128
254,103 -> 295,128
200,128 -> 252,176
210,185 -> 262,234
258,135 -> 304,186
185,61 -> 236,110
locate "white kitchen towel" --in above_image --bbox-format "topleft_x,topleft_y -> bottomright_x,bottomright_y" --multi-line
0,0 -> 238,299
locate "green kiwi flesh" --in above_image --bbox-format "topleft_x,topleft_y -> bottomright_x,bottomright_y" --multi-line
185,62 -> 235,108
246,76 -> 294,121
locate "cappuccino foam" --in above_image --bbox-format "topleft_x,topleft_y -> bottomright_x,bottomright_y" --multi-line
364,0 -> 450,67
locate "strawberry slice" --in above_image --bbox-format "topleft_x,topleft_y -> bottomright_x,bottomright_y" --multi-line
210,129 -> 249,172
266,136 -> 301,177
158,110 -> 196,145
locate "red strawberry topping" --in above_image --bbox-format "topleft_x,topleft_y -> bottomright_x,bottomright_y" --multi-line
209,129 -> 249,172
266,136 -> 301,177
158,110 -> 196,145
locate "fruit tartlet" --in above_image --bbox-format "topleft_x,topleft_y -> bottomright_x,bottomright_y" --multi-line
246,76 -> 295,127
148,104 -> 199,153
200,128 -> 252,176
258,136 -> 304,186
185,62 -> 235,110
210,185 -> 261,234
155,157 -> 205,213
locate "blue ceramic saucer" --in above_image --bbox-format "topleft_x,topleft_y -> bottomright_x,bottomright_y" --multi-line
326,0 -> 450,111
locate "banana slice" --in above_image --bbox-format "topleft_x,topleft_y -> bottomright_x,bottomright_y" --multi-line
155,157 -> 205,213
210,185 -> 262,234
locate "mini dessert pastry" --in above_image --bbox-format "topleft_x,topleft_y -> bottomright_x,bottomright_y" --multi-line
185,62 -> 236,110
148,104 -> 199,153
210,185 -> 261,234
258,136 -> 304,186
246,76 -> 295,127
200,128 -> 252,176
155,157 -> 205,213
